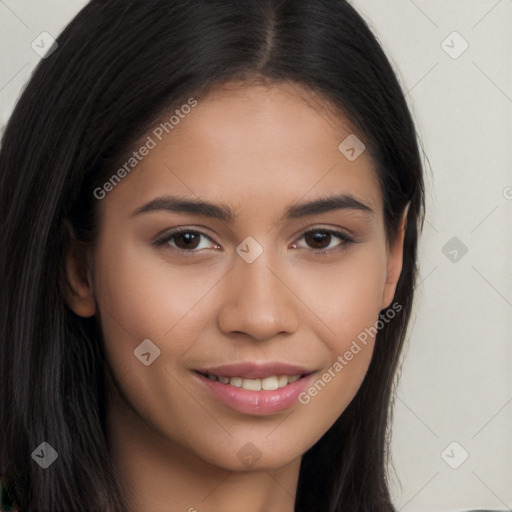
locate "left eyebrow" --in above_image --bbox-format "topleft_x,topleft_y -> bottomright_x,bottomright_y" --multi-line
131,193 -> 375,223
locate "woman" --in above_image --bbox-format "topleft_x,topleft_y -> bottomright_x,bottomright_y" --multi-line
0,0 -> 425,510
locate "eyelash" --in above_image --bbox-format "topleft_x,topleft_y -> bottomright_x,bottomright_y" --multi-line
152,226 -> 356,257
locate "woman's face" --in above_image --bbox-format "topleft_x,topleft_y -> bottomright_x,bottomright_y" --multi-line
69,80 -> 404,472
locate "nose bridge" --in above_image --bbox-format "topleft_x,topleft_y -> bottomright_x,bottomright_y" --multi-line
217,245 -> 300,341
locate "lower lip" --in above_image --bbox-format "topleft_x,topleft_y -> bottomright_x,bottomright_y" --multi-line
194,372 -> 315,415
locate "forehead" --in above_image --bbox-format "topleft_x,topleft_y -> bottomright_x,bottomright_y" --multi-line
98,80 -> 382,222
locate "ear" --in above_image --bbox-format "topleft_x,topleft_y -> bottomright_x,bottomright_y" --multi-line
380,204 -> 409,310
62,224 -> 96,318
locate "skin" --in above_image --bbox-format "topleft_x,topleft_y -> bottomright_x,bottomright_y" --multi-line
65,80 -> 405,512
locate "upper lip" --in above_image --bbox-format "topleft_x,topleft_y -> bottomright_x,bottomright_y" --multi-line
196,362 -> 315,379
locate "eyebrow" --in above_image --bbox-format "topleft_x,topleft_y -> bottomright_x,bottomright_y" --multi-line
132,193 -> 375,223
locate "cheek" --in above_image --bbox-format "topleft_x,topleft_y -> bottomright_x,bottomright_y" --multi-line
292,245 -> 387,414
94,235 -> 221,341
296,242 -> 388,338
91,235 -> 201,392
93,238 -> 219,449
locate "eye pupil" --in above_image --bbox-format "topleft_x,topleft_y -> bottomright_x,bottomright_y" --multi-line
175,232 -> 200,249
306,231 -> 331,249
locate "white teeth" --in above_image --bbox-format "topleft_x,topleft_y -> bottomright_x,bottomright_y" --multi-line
204,373 -> 302,390
242,378 -> 261,391
277,375 -> 288,387
261,376 -> 279,390
229,377 -> 243,388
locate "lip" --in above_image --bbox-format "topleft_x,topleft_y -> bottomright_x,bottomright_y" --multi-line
193,363 -> 317,415
196,361 -> 313,379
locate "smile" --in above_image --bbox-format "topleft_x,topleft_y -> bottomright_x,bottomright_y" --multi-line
199,372 -> 301,390
194,363 -> 316,415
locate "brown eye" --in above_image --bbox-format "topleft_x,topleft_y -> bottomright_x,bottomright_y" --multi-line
172,231 -> 202,250
297,229 -> 354,253
304,231 -> 333,250
154,228 -> 216,252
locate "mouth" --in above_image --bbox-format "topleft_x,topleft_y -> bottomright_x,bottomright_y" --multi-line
193,362 -> 317,415
196,371 -> 305,391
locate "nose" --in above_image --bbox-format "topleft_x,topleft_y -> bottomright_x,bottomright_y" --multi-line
217,249 -> 300,342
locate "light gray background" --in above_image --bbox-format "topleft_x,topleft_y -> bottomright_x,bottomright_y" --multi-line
1,1 -> 511,510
